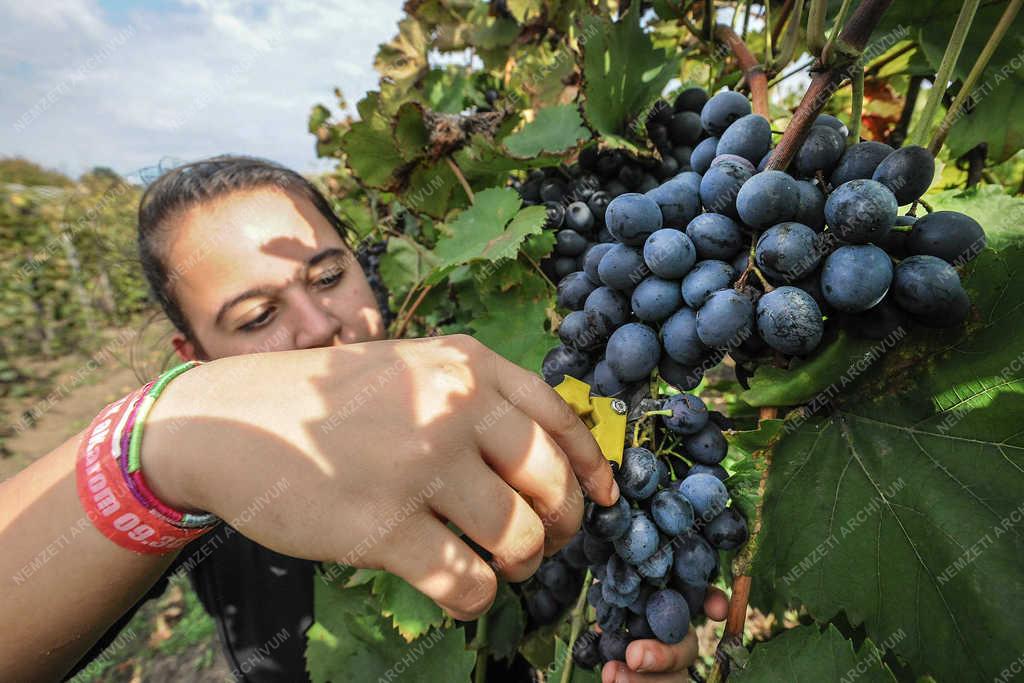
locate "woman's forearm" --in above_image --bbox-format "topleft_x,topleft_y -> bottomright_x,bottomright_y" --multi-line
0,430 -> 179,682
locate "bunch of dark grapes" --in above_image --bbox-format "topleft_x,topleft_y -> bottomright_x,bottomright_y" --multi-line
356,239 -> 395,327
538,86 -> 987,400
570,390 -> 747,669
524,85 -> 987,669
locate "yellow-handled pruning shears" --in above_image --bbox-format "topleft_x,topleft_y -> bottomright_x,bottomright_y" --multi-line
553,376 -> 627,466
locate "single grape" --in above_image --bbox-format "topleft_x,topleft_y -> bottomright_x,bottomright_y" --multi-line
651,489 -> 695,536
595,600 -> 625,632
616,447 -> 661,500
606,553 -> 643,594
585,286 -> 631,327
540,178 -> 568,203
541,344 -> 591,385
668,110 -> 704,146
710,153 -> 756,174
674,86 -> 709,113
603,579 -> 641,609
606,323 -> 661,382
525,588 -> 561,625
662,393 -> 709,435
544,201 -> 566,229
658,357 -> 705,391
813,114 -> 848,136
598,630 -> 631,663
691,137 -> 719,175
554,256 -> 578,279
794,125 -> 845,177
695,289 -> 754,348
593,360 -> 632,397
755,286 -> 824,356
701,90 -> 752,135
681,260 -> 736,308
794,179 -> 826,231
676,581 -> 707,617
837,297 -> 908,340
557,229 -> 589,255
646,589 -> 691,644
683,422 -> 728,465
672,533 -> 718,586
572,631 -> 603,669
661,307 -> 710,364
565,201 -> 596,234
906,211 -> 986,264
556,271 -> 598,310
632,276 -> 685,322
627,583 -> 654,616
872,145 -> 935,205
735,170 -> 800,229
686,213 -> 745,260
583,243 -> 614,283
716,113 -> 772,164
613,510 -> 661,564
643,228 -> 697,279
562,532 -> 589,570
605,192 -> 663,246
627,612 -> 656,639
584,496 -> 632,540
829,140 -> 894,187
678,473 -> 730,521
754,222 -> 821,283
637,543 -> 674,580
820,244 -> 893,312
645,171 -> 702,227
536,558 -> 573,594
583,531 -> 614,565
825,179 -> 898,243
587,190 -> 611,223
672,145 -> 693,168
891,255 -> 970,327
703,507 -> 750,550
598,244 -> 649,291
699,158 -> 752,218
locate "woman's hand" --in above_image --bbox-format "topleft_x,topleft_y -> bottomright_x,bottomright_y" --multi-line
601,587 -> 729,683
145,334 -> 618,620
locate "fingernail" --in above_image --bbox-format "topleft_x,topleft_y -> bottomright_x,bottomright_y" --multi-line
638,650 -> 656,672
615,670 -> 630,683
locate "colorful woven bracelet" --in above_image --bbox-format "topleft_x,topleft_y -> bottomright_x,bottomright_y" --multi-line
77,361 -> 219,554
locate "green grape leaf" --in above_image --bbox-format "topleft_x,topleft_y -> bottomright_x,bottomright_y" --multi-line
398,160 -> 462,219
503,104 -> 591,158
307,576 -> 476,683
749,246 -> 1024,682
506,0 -> 545,23
468,15 -> 519,50
518,628 -> 557,672
372,572 -> 445,642
471,285 -> 555,371
340,96 -> 406,190
740,331 -> 897,408
732,624 -> 897,683
725,419 -> 785,525
579,10 -> 679,143
484,583 -> 526,661
393,102 -> 430,162
375,17 -> 430,91
380,236 -> 439,298
309,104 -> 332,133
434,188 -> 546,269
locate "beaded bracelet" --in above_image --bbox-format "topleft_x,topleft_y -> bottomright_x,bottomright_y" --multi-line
77,361 -> 219,554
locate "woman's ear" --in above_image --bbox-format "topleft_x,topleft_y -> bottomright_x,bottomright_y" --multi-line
172,334 -> 200,362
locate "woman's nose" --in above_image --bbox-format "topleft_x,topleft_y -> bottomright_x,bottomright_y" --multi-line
292,294 -> 342,349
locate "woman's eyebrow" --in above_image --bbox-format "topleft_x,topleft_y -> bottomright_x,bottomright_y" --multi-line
307,247 -> 346,271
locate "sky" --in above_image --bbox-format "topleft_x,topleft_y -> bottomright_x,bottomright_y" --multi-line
0,0 -> 406,180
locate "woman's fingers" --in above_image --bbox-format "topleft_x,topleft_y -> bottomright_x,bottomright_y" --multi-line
429,454 -> 546,582
379,513 -> 497,621
600,629 -> 699,682
489,355 -> 618,506
474,401 -> 584,552
704,586 -> 730,621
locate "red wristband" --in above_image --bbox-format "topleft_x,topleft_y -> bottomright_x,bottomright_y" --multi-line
76,387 -> 212,554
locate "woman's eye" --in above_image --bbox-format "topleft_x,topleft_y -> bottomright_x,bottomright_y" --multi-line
314,269 -> 343,288
240,308 -> 274,332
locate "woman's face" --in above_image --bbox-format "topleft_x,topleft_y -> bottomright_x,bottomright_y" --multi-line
164,187 -> 386,360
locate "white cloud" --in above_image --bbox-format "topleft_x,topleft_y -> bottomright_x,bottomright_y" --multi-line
0,0 -> 406,178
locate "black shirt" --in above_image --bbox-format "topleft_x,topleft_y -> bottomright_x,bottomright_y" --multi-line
67,525 -> 314,682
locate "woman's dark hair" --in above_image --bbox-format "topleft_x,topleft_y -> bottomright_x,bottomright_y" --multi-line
137,155 -> 350,340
